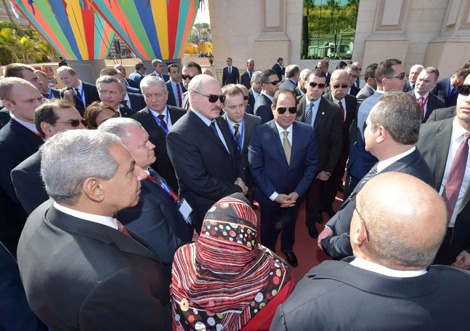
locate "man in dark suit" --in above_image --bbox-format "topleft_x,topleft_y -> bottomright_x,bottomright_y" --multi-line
323,70 -> 356,216
248,70 -> 262,111
427,105 -> 456,122
114,63 -> 140,90
57,66 -> 100,115
167,75 -> 247,231
35,70 -> 60,100
431,68 -> 470,107
0,78 -> 44,255
132,76 -> 185,192
222,57 -> 240,86
346,64 -> 361,96
148,59 -> 169,82
222,84 -> 262,204
99,118 -> 193,272
96,75 -> 136,117
356,63 -> 378,105
11,100 -> 86,215
166,63 -> 186,108
181,61 -> 202,110
17,130 -> 171,330
408,66 -> 445,122
129,62 -> 146,86
403,64 -> 424,92
100,67 -> 145,111
254,69 -> 280,123
319,92 -> 434,259
279,64 -> 301,97
240,58 -> 255,90
249,89 -> 318,267
317,60 -> 331,86
272,57 -> 285,81
418,78 -> 470,267
272,172 -> 470,330
296,69 -> 342,237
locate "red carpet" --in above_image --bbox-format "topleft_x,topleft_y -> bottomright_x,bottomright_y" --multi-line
254,193 -> 344,283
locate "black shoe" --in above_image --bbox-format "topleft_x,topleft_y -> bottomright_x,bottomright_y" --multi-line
338,184 -> 344,193
315,215 -> 324,224
285,252 -> 298,267
308,224 -> 318,238
323,205 -> 335,218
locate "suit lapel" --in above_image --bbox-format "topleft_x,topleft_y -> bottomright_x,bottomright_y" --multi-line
189,111 -> 230,155
313,97 -> 328,131
435,120 -> 453,188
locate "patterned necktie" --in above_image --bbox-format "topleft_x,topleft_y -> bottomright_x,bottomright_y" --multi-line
338,100 -> 344,123
282,131 -> 291,166
305,102 -> 314,125
229,67 -> 232,75
157,114 -> 167,131
442,132 -> 470,223
114,218 -> 132,238
356,164 -> 378,192
233,123 -> 240,145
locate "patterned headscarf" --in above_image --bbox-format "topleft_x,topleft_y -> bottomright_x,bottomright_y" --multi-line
171,193 -> 292,331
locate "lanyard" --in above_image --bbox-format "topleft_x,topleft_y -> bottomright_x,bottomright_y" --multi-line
29,129 -> 44,139
147,175 -> 179,205
227,118 -> 244,150
150,107 -> 169,135
74,85 -> 84,104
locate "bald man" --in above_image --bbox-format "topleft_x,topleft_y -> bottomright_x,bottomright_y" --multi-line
271,172 -> 470,330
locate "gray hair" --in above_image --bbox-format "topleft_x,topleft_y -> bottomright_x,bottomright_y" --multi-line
40,130 -> 121,205
410,64 -> 424,73
98,117 -> 143,139
251,71 -> 262,82
330,69 -> 350,83
96,75 -> 123,93
299,69 -> 311,81
152,59 -> 163,67
140,76 -> 167,93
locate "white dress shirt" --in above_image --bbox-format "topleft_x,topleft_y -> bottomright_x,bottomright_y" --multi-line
54,202 -> 118,230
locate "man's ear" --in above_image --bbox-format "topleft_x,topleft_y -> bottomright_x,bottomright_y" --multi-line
376,125 -> 387,144
40,122 -> 53,136
82,177 -> 105,203
351,216 -> 367,247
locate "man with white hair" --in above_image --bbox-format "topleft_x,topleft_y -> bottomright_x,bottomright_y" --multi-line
403,64 -> 424,92
114,63 -> 140,90
167,75 -> 247,231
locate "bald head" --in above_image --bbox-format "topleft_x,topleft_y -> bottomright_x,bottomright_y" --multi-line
351,172 -> 447,269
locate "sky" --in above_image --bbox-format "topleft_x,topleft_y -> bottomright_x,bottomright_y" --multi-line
196,1 -> 210,24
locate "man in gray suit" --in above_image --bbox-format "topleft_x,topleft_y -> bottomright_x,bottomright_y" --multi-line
279,64 -> 301,96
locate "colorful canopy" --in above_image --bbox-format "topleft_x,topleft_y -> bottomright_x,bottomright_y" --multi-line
92,0 -> 200,61
12,0 -> 115,61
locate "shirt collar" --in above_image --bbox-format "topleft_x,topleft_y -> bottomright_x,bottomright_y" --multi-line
262,92 -> 273,102
191,108 -> 213,126
452,116 -> 470,141
307,97 -> 321,108
414,90 -> 429,99
12,117 -> 39,133
53,201 -> 118,230
274,120 -> 292,134
350,257 -> 427,278
377,146 -> 416,173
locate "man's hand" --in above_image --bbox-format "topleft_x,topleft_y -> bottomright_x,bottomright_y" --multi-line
316,171 -> 330,181
453,250 -> 470,270
317,227 -> 333,250
275,194 -> 295,208
234,177 -> 248,195
63,89 -> 75,102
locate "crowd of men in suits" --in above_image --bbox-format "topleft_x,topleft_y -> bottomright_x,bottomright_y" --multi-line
1,54 -> 470,329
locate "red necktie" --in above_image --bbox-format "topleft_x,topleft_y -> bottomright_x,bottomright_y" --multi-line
418,97 -> 424,122
229,67 -> 231,75
177,83 -> 182,107
114,218 -> 132,237
43,93 -> 49,99
442,132 -> 470,223
338,100 -> 344,123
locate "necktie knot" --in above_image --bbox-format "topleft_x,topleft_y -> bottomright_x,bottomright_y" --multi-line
157,114 -> 168,131
119,100 -> 128,107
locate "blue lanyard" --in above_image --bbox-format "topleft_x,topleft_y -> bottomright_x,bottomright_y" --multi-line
75,85 -> 84,104
150,107 -> 169,135
227,119 -> 244,150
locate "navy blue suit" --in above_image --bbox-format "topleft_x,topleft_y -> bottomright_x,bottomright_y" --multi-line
253,93 -> 273,124
249,120 -> 318,253
127,92 -> 146,111
149,72 -> 170,82
129,71 -> 145,86
272,63 -> 285,81
166,80 -> 186,108
222,66 -> 240,86
60,82 -> 99,115
431,77 -> 460,107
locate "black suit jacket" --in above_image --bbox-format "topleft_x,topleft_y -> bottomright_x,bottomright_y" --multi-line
426,106 -> 456,123
128,92 -> 146,111
349,85 -> 360,97
296,95 -> 342,173
324,92 -> 356,153
253,93 -> 273,124
116,168 -> 193,269
132,106 -> 186,192
418,118 -> 470,261
17,202 -> 171,330
0,107 -> 10,127
60,82 -> 100,115
322,148 -> 434,259
126,77 -> 139,89
271,258 -> 470,331
222,66 -> 240,86
248,88 -> 256,111
407,91 -> 445,123
240,71 -> 251,90
11,150 -> 48,215
166,80 -> 186,108
119,105 -> 137,118
431,77 -> 459,107
166,111 -> 245,229
272,63 -> 285,81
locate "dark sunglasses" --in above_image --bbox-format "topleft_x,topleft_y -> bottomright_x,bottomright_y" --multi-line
309,82 -> 326,88
56,119 -> 87,127
181,74 -> 196,80
459,84 -> 470,96
243,95 -> 249,100
194,91 -> 226,103
333,84 -> 349,89
266,80 -> 280,86
387,72 -> 406,80
276,106 -> 297,114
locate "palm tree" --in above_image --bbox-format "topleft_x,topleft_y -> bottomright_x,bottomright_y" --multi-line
0,27 -> 18,62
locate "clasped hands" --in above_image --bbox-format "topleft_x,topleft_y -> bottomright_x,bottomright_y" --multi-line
275,192 -> 299,208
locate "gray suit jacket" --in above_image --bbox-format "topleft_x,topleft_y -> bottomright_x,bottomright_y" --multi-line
426,106 -> 456,123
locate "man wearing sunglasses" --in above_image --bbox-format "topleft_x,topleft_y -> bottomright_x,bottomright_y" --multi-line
320,92 -> 433,260
254,69 -> 280,123
12,99 -> 86,215
167,75 -> 247,232
181,61 -> 202,110
272,172 -> 470,331
418,75 -> 470,269
323,70 -> 357,218
249,89 -> 318,267
296,69 -> 342,238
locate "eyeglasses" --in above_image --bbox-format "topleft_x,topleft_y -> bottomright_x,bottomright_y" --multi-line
243,95 -> 249,100
266,80 -> 280,86
309,82 -> 326,89
348,191 -> 370,241
55,119 -> 87,127
459,84 -> 470,96
387,72 -> 406,80
276,106 -> 297,114
194,91 -> 226,103
181,74 -> 196,80
333,84 -> 349,89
